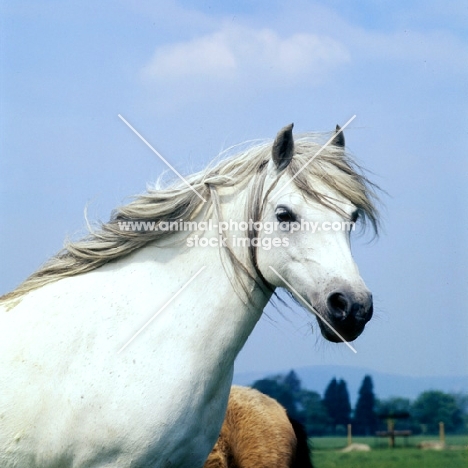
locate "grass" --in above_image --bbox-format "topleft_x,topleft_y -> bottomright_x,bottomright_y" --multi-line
310,435 -> 467,468
313,449 -> 467,468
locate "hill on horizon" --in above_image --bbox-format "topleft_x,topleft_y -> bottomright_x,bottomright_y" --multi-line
233,365 -> 468,405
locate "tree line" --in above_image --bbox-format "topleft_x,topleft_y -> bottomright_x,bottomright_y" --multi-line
251,370 -> 467,436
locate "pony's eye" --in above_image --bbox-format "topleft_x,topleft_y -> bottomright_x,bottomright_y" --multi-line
275,206 -> 296,223
351,210 -> 360,224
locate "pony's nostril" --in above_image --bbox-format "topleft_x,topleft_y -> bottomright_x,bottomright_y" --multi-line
327,292 -> 351,319
327,290 -> 373,324
354,296 -> 373,322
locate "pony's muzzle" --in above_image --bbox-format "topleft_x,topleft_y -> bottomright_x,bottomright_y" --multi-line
323,289 -> 373,342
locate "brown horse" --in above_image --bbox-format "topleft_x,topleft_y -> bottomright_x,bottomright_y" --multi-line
204,386 -> 313,468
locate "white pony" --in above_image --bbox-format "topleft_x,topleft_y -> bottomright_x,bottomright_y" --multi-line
0,124 -> 379,467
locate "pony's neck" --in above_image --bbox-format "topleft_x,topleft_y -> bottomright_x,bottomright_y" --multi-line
110,180 -> 271,370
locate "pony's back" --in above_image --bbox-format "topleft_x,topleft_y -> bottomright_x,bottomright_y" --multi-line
204,386 -> 313,468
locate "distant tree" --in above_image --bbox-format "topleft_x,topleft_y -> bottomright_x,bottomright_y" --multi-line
452,393 -> 468,433
353,375 -> 377,435
452,393 -> 468,416
323,378 -> 338,427
376,397 -> 412,417
251,377 -> 282,401
301,389 -> 331,435
323,378 -> 351,432
412,391 -> 464,434
336,379 -> 352,426
284,370 -> 302,396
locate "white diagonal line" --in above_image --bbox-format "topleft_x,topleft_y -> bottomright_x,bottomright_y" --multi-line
118,114 -> 207,203
268,266 -> 357,353
117,266 -> 206,354
275,115 -> 356,198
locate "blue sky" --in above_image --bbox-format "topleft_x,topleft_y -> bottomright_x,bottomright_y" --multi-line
1,1 -> 467,380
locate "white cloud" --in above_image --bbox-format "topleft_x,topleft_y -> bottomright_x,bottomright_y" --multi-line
141,24 -> 350,88
142,30 -> 236,80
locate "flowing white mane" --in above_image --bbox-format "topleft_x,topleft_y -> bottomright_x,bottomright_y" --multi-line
1,132 -> 379,302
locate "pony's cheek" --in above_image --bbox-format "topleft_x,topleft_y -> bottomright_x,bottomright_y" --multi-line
255,244 -> 295,288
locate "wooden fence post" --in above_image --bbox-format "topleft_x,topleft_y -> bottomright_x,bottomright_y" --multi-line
347,424 -> 352,446
439,422 -> 445,444
388,419 -> 395,448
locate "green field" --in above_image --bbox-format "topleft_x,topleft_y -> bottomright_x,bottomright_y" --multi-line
311,435 -> 468,468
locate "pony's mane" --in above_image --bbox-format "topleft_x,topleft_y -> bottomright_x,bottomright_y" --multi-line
1,132 -> 379,302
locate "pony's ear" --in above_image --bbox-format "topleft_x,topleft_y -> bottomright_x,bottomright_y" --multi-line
331,124 -> 345,148
272,123 -> 294,171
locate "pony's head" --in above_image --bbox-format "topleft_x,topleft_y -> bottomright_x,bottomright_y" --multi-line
253,124 -> 378,343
